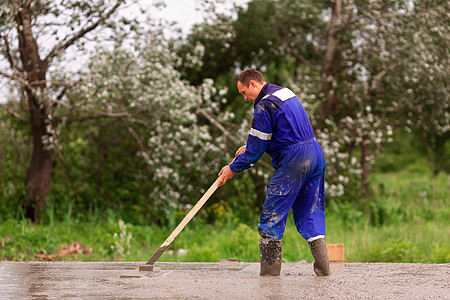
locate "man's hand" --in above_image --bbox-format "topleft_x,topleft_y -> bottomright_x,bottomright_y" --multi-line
217,165 -> 235,186
218,146 -> 244,187
235,145 -> 246,157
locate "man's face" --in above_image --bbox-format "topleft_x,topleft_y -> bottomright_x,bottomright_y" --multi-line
237,80 -> 261,103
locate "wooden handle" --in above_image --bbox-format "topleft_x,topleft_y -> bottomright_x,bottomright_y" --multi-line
145,177 -> 221,265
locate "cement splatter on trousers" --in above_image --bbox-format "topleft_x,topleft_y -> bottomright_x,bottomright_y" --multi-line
258,139 -> 326,241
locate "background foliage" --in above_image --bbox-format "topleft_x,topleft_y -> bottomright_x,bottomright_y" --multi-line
0,0 -> 448,262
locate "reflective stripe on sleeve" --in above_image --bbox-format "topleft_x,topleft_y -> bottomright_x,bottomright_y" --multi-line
249,128 -> 272,140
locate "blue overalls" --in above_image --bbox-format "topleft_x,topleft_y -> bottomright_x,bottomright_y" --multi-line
229,83 -> 326,241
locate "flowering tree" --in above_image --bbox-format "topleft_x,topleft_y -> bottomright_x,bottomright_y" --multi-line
372,0 -> 449,174
284,0 -> 448,201
69,35 -> 230,222
177,0 -> 448,204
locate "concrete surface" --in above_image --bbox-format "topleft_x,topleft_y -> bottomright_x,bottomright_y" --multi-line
0,261 -> 449,299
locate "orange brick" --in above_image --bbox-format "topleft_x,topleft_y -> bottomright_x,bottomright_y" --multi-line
326,244 -> 345,262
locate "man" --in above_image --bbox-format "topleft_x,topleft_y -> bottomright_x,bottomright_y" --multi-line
218,69 -> 331,276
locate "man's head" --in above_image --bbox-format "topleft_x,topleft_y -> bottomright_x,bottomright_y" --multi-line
236,69 -> 266,103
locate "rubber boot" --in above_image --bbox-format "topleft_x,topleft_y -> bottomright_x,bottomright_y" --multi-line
308,238 -> 331,276
259,239 -> 282,276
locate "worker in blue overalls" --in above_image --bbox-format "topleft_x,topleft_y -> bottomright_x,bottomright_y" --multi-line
218,69 -> 331,276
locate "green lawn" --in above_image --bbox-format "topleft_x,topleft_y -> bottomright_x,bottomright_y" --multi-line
1,172 -> 448,263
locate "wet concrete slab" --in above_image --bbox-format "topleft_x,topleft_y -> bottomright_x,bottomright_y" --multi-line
0,261 -> 449,299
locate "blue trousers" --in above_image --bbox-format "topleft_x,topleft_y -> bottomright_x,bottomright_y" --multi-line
258,139 -> 326,241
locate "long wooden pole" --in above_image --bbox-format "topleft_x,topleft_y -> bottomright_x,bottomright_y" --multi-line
141,177 -> 221,269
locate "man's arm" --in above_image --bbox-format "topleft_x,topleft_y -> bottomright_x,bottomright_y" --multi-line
229,106 -> 272,173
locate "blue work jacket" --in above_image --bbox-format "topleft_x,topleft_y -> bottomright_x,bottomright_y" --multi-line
229,83 -> 316,172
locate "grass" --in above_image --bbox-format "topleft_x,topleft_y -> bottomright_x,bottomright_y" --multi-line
325,171 -> 450,263
0,171 -> 449,263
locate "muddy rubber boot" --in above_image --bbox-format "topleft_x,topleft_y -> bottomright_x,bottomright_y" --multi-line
308,238 -> 331,276
259,239 -> 282,276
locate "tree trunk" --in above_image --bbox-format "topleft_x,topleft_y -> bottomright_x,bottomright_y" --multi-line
16,4 -> 52,221
24,98 -> 53,221
319,0 -> 342,125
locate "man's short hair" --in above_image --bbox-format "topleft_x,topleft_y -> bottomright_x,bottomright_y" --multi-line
236,69 -> 265,87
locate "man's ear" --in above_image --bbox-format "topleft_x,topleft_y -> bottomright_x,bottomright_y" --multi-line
249,80 -> 256,88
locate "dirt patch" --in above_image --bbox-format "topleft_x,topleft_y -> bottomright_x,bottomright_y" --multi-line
34,241 -> 93,261
0,261 -> 449,299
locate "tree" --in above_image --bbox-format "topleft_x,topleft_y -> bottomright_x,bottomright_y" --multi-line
176,0 -> 448,206
0,0 -> 141,221
373,0 -> 449,175
68,36 -> 230,224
